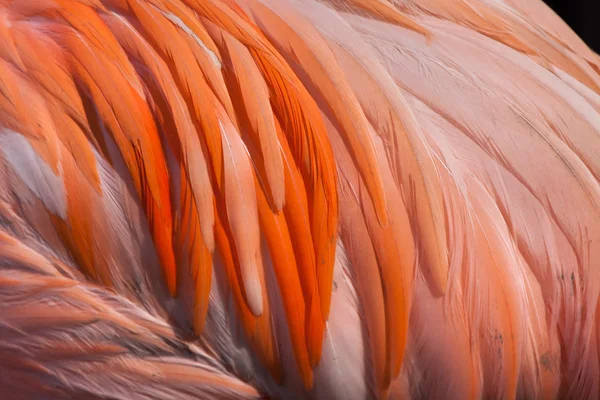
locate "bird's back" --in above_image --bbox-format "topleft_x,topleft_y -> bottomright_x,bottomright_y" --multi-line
0,0 -> 599,399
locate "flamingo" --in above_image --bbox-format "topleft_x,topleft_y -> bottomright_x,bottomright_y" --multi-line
0,0 -> 599,398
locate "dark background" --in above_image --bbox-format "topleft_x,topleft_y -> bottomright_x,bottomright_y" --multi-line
543,0 -> 598,52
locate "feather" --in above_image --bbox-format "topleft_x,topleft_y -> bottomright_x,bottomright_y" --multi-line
0,259 -> 260,400
274,116 -> 324,367
345,0 -> 431,39
327,110 -> 414,391
0,129 -> 66,219
337,177 -> 388,396
219,107 -> 263,317
174,166 -> 213,335
392,0 -> 600,92
221,32 -> 285,211
0,61 -> 60,176
214,204 -> 282,383
255,174 -> 313,389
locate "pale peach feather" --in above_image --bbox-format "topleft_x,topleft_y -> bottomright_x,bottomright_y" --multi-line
0,0 -> 599,399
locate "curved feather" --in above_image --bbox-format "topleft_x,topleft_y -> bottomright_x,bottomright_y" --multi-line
274,116 -> 324,368
221,32 -> 285,211
214,203 -> 282,383
219,107 -> 263,317
255,175 -> 313,389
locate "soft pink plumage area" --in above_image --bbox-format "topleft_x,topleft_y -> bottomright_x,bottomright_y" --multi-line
0,0 -> 599,399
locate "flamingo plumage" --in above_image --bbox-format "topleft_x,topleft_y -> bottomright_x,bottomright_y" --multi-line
0,0 -> 599,399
